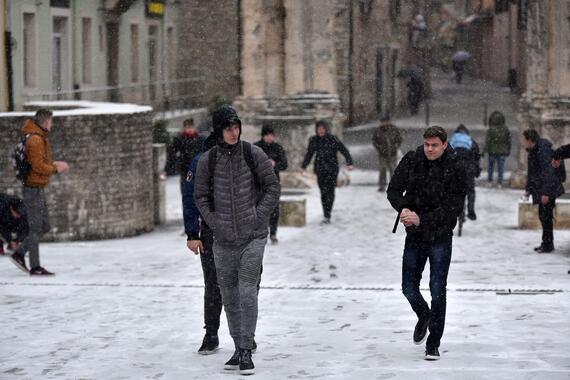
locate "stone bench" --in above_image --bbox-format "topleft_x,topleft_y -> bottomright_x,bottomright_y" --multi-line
518,198 -> 570,229
278,189 -> 307,227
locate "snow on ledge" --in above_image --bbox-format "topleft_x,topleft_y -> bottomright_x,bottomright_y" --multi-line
0,101 -> 153,118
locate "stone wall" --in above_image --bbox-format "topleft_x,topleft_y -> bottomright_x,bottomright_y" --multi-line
175,0 -> 241,105
0,102 -> 155,241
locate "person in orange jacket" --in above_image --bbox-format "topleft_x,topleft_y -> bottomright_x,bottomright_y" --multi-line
9,109 -> 69,276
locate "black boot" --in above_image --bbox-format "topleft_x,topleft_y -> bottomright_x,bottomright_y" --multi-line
197,334 -> 219,355
239,348 -> 255,375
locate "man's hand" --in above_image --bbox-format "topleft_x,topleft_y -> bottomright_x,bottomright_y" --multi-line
541,195 -> 550,205
54,161 -> 70,173
9,241 -> 20,251
400,208 -> 420,227
347,165 -> 354,171
187,240 -> 204,255
300,169 -> 307,177
270,159 -> 276,168
552,158 -> 561,168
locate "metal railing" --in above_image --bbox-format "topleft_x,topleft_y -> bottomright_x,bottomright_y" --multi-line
23,77 -> 206,112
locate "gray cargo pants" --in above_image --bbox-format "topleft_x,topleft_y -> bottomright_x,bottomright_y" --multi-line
379,154 -> 398,190
18,187 -> 51,268
213,237 -> 266,350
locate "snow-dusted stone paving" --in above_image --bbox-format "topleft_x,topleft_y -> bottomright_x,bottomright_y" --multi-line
1,171 -> 569,379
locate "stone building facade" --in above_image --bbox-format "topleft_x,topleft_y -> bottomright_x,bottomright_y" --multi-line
513,0 -> 570,188
0,102 -> 155,241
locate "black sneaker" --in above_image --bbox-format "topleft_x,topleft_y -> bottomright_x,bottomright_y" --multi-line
197,334 -> 219,355
224,350 -> 240,371
320,218 -> 331,225
239,349 -> 255,375
425,346 -> 440,361
413,317 -> 429,345
534,244 -> 544,252
467,211 -> 477,221
29,266 -> 55,276
9,253 -> 29,274
270,235 -> 278,245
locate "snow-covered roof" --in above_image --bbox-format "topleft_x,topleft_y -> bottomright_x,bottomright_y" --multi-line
0,101 -> 153,118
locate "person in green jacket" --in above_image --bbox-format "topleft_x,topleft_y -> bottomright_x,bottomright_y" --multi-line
484,111 -> 511,187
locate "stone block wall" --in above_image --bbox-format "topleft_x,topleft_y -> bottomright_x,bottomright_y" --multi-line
0,104 -> 155,241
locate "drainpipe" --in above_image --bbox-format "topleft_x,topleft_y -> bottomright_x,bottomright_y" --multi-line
348,1 -> 354,126
71,0 -> 80,99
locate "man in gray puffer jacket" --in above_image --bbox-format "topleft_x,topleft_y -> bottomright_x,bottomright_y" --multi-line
194,105 -> 279,376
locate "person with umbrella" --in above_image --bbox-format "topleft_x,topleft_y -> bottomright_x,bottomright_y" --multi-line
452,51 -> 470,84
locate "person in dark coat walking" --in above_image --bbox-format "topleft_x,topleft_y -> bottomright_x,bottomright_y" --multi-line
0,194 -> 28,256
301,120 -> 354,224
194,105 -> 280,375
387,126 -> 467,361
372,114 -> 402,192
449,125 -> 481,220
523,129 -> 565,253
254,125 -> 288,244
484,111 -> 511,187
164,118 -> 205,194
407,77 -> 424,115
182,134 -> 223,355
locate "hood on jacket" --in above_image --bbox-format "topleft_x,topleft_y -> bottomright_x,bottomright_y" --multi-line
488,111 -> 506,127
315,119 -> 331,135
212,105 -> 241,143
201,134 -> 217,153
21,119 -> 48,137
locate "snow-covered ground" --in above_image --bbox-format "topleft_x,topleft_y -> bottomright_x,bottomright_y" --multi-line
1,171 -> 569,379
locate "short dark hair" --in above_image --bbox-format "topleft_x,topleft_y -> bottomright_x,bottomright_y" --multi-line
523,129 -> 540,143
423,126 -> 447,143
183,118 -> 194,127
261,124 -> 274,136
456,124 -> 469,134
34,109 -> 53,126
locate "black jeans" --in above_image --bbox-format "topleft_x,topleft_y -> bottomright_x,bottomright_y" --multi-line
317,170 -> 338,219
199,227 -> 223,336
402,237 -> 452,349
466,175 -> 476,215
269,204 -> 279,236
539,198 -> 556,248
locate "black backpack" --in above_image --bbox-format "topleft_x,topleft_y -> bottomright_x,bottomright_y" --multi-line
207,141 -> 259,211
12,134 -> 37,183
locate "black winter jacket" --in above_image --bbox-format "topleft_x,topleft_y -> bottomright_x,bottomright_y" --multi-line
526,139 -> 565,203
254,140 -> 288,179
165,134 -> 206,176
0,194 -> 28,242
387,146 -> 467,242
301,134 -> 353,174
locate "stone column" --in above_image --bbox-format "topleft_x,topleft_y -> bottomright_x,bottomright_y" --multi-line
241,0 -> 266,98
308,0 -> 337,94
512,0 -> 570,189
284,0 -> 305,95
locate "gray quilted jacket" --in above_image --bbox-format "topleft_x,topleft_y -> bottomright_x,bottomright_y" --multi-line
194,141 -> 280,245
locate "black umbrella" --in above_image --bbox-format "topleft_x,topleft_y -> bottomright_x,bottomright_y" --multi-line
397,67 -> 423,79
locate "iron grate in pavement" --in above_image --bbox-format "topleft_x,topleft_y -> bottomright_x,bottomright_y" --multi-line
0,282 -> 566,294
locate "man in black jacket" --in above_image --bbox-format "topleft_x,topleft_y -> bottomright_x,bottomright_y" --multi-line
301,120 -> 353,224
254,125 -> 288,244
164,118 -> 206,195
387,126 -> 466,361
0,194 -> 28,256
523,130 -> 565,253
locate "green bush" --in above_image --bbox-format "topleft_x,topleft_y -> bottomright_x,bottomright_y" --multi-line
152,119 -> 170,145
